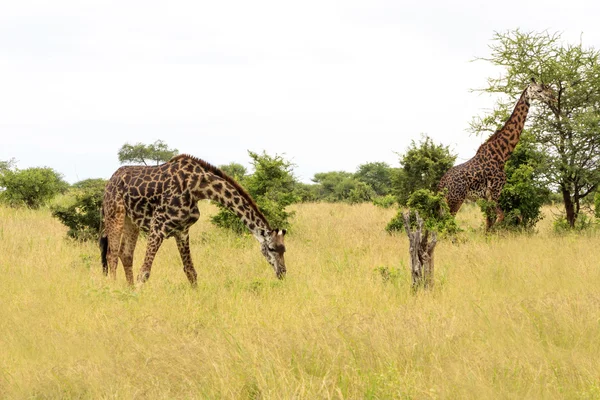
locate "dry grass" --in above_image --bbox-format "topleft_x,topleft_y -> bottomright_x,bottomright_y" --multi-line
1,202 -> 599,399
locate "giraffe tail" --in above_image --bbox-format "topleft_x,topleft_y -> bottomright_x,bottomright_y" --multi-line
99,206 -> 109,276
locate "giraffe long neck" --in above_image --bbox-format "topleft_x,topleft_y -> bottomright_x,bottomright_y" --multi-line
190,172 -> 271,240
485,90 -> 530,162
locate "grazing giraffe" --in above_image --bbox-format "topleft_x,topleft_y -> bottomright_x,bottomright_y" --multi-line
99,154 -> 287,286
438,78 -> 556,230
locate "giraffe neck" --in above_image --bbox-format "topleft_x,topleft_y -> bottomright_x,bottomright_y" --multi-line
188,166 -> 271,241
484,90 -> 530,162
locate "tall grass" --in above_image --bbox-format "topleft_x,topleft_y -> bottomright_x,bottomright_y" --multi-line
1,202 -> 599,399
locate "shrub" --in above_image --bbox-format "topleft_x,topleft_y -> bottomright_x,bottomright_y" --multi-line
0,167 -> 68,209
211,151 -> 298,233
372,194 -> 396,209
595,191 -> 600,219
553,213 -> 596,234
393,135 -> 456,205
386,189 -> 459,235
347,181 -> 375,204
50,179 -> 106,241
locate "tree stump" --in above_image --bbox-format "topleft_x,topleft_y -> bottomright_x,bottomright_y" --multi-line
402,211 -> 437,289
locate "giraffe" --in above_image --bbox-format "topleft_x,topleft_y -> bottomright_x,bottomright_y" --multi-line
438,78 -> 556,230
99,154 -> 287,286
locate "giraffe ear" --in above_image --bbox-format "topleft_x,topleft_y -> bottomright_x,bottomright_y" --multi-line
280,229 -> 287,236
531,77 -> 536,84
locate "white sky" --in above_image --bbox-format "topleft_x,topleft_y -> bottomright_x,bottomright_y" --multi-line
1,0 -> 599,183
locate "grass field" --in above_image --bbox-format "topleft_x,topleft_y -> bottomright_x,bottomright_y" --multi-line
1,202 -> 600,399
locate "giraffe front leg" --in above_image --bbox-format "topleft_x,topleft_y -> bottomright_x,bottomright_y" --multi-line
136,230 -> 164,286
175,232 -> 198,287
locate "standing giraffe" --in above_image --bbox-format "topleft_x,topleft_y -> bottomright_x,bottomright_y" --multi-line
438,78 -> 556,229
100,154 -> 287,286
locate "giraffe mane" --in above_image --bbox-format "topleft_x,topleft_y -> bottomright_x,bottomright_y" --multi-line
168,154 -> 272,230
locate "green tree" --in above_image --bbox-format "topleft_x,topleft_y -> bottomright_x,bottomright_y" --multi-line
354,162 -> 393,196
0,166 -> 68,209
50,179 -> 106,241
311,171 -> 355,202
393,134 -> 456,205
348,181 -> 376,204
294,182 -> 319,203
219,162 -> 247,181
471,30 -> 600,228
497,132 -> 550,229
0,158 -> 16,173
118,140 -> 179,165
211,151 -> 298,233
594,191 -> 600,219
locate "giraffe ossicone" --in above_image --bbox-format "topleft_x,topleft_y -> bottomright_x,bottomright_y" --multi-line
438,79 -> 556,230
100,154 -> 287,286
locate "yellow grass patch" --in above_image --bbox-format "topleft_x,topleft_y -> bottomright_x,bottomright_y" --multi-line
0,203 -> 599,399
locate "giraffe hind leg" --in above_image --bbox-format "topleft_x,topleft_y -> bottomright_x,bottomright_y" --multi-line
105,205 -> 125,280
119,217 -> 139,286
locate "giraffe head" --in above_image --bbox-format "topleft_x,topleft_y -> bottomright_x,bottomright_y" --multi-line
525,78 -> 556,104
260,229 -> 287,279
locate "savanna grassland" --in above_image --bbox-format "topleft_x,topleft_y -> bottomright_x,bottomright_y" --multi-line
1,202 -> 600,399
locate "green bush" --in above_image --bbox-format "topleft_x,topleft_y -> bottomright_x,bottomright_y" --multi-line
372,194 -> 396,209
386,189 -> 459,235
553,213 -> 596,234
211,151 -> 298,233
347,181 -> 375,204
393,135 -> 456,205
50,179 -> 106,241
0,166 -> 68,209
595,191 -> 600,219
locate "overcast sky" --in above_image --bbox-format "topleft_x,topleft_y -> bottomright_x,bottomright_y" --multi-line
1,0 -> 599,183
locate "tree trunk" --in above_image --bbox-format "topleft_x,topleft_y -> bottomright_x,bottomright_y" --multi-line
561,185 -> 576,228
402,211 -> 437,290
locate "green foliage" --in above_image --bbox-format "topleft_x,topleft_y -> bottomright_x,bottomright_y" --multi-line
553,213 -> 596,234
293,182 -> 319,203
595,191 -> 600,219
373,265 -> 403,286
494,132 -> 550,229
354,162 -> 393,196
311,171 -> 356,202
118,140 -> 179,166
386,189 -> 459,235
0,158 -> 16,173
211,151 -> 298,233
347,181 -> 375,205
472,30 -> 600,228
50,179 -> 106,241
393,134 -> 456,205
219,162 -> 247,181
306,162 -> 394,204
0,166 -> 68,209
372,194 -> 396,209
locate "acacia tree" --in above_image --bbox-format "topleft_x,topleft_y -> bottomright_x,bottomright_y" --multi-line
118,140 -> 179,165
471,30 -> 600,227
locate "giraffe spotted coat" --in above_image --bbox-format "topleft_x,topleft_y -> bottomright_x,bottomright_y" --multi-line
100,154 -> 287,286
